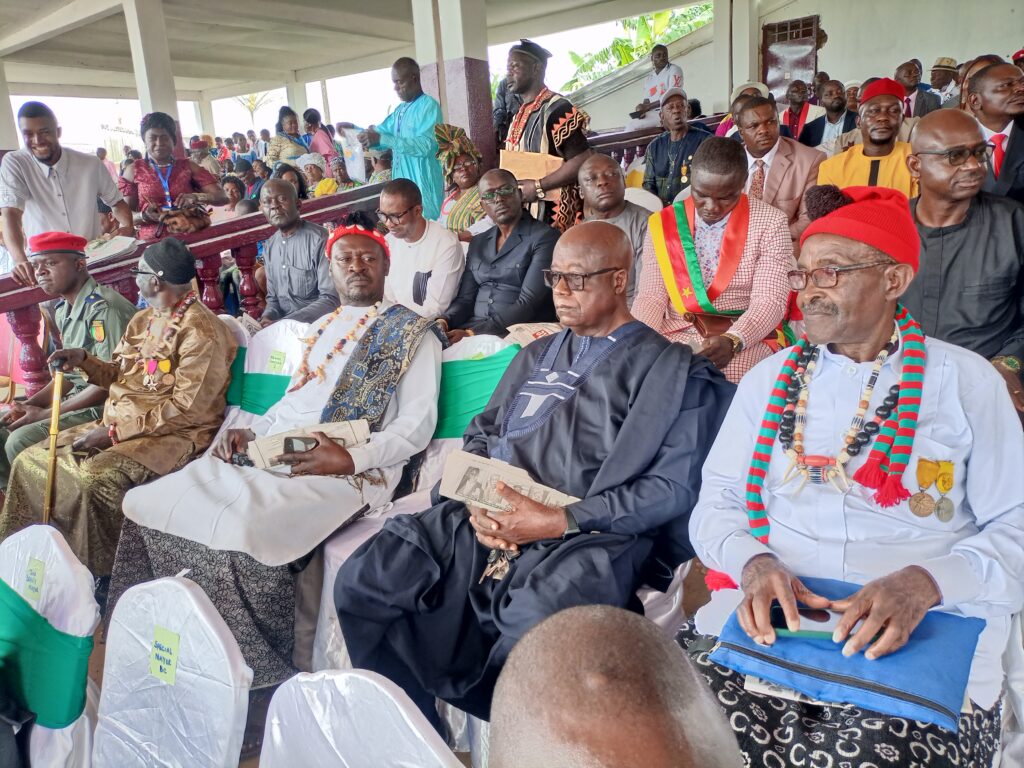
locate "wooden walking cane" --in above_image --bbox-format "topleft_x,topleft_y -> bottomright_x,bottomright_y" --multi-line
42,368 -> 63,525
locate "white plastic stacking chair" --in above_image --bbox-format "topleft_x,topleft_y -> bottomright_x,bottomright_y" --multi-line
639,561 -> 692,635
260,670 -> 462,768
0,525 -> 99,768
92,576 -> 253,768
624,186 -> 665,212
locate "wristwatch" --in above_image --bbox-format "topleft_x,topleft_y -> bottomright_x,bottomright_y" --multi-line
535,182 -> 546,201
722,332 -> 743,354
563,508 -> 580,539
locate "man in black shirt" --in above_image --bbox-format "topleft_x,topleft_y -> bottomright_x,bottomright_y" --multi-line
905,109 -> 1024,413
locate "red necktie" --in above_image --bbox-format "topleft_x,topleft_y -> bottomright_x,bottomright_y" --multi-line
904,97 -> 912,118
992,133 -> 1007,178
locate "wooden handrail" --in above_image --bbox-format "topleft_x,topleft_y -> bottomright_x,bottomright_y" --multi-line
0,183 -> 383,395
589,114 -> 726,167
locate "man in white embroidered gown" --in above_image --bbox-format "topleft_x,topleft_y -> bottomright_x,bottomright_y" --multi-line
108,218 -> 443,690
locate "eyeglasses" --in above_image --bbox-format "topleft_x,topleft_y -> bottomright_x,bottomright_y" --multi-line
787,260 -> 893,290
913,142 -> 994,167
376,205 -> 415,224
543,267 -> 621,291
452,160 -> 478,172
129,268 -> 159,279
480,184 -> 519,202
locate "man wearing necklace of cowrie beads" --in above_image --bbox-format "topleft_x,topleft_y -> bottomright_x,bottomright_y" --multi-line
0,237 -> 238,581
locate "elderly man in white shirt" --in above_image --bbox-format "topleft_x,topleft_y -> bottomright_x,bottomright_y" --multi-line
684,185 -> 1024,767
0,101 -> 133,286
377,178 -> 464,318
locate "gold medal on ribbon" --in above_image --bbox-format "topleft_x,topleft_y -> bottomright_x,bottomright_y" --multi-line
909,458 -> 940,517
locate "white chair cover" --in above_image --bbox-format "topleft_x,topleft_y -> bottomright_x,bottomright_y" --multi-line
624,186 -> 665,212
260,670 -> 462,768
92,576 -> 253,768
0,525 -> 99,768
639,561 -> 691,634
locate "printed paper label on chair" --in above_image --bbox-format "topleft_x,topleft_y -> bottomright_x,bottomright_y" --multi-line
23,558 -> 45,603
150,626 -> 180,685
266,350 -> 286,374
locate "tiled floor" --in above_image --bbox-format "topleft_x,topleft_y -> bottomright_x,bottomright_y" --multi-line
91,562 -> 713,767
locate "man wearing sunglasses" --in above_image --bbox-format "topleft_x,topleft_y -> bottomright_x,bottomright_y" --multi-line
336,221 -> 734,730
904,109 -> 1024,415
441,169 -> 558,342
379,178 -> 464,319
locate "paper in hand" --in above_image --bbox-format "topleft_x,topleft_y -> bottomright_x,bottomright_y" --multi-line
248,419 -> 370,470
440,451 -> 579,512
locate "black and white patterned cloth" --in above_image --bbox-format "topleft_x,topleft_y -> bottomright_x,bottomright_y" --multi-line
677,622 -> 1002,768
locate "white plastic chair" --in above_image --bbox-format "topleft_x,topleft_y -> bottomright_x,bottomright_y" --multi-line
624,186 -> 665,213
0,525 -> 99,768
92,576 -> 253,768
260,669 -> 462,768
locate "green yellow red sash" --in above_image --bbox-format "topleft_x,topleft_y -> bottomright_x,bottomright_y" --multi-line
648,195 -> 749,317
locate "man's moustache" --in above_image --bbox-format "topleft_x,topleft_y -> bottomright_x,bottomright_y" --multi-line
802,301 -> 839,316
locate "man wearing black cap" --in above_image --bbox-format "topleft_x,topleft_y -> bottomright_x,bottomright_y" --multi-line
503,39 -> 593,232
0,238 -> 238,577
0,231 -> 136,489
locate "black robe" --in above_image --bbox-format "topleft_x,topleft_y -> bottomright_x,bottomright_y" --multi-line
335,321 -> 734,722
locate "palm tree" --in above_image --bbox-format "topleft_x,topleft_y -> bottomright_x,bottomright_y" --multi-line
563,5 -> 714,91
232,92 -> 278,128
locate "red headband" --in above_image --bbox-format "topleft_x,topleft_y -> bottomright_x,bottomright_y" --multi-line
325,224 -> 390,260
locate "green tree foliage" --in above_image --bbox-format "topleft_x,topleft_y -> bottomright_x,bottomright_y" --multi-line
563,4 -> 713,91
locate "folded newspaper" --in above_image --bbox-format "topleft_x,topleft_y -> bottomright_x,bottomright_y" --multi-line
248,419 -> 370,470
505,322 -> 562,348
85,235 -> 142,263
440,451 -> 579,513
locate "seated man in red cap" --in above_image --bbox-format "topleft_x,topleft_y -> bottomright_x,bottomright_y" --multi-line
683,185 -> 1024,765
0,232 -> 136,490
108,213 -> 443,701
0,237 -> 238,580
818,78 -> 918,199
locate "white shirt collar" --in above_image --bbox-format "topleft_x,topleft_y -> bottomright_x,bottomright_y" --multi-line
981,120 -> 1014,141
746,139 -> 780,172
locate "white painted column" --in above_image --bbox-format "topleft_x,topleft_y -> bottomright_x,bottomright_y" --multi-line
0,60 -> 17,151
411,0 -> 446,111
122,0 -> 178,119
710,0 -> 733,113
285,79 -> 307,114
194,97 -> 215,136
732,0 -> 759,86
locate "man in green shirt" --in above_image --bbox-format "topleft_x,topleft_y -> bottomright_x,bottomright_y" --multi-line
0,232 -> 136,487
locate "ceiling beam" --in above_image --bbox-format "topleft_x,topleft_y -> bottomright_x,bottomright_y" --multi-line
487,0 -> 689,43
293,46 -> 413,83
0,0 -> 122,57
8,81 -> 201,100
5,48 -> 292,81
200,79 -> 287,103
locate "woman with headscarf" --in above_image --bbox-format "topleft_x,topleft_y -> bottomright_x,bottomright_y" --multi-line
329,156 -> 361,192
119,111 -> 226,239
434,124 -> 490,242
296,153 -> 338,198
303,108 -> 339,168
266,106 -> 308,167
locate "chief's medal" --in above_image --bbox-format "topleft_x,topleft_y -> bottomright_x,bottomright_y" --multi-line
909,458 -> 939,517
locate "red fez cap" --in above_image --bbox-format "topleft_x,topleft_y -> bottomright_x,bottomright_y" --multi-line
28,232 -> 88,256
325,224 -> 390,261
1013,48 -> 1024,63
189,138 -> 209,150
800,187 -> 919,272
860,77 -> 906,106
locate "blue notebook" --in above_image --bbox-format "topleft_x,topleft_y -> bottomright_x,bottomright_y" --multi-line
709,577 -> 985,732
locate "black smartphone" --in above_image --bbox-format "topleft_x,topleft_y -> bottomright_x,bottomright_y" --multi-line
769,603 -> 859,640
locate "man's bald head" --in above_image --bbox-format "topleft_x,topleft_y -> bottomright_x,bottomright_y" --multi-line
908,110 -> 988,203
557,221 -> 632,273
549,222 -> 632,336
490,606 -> 742,768
911,109 -> 985,151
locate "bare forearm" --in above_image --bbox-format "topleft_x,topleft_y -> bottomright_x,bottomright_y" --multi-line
58,384 -> 109,414
0,209 -> 27,263
540,149 -> 594,190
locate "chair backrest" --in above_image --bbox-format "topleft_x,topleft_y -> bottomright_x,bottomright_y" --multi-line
93,577 -> 253,768
0,525 -> 98,636
624,186 -> 665,212
217,314 -> 249,350
260,669 -> 462,768
244,318 -> 307,379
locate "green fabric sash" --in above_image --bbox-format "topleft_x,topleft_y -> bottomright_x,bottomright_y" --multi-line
224,348 -> 292,416
434,346 -> 520,439
0,579 -> 93,729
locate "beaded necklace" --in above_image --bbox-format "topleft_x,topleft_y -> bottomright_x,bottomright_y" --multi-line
778,328 -> 898,494
505,87 -> 553,148
140,291 -> 198,390
742,304 -> 928,545
289,303 -> 381,392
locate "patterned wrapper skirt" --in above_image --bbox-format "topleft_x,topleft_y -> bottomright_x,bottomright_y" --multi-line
108,520 -> 298,688
676,622 -> 1001,768
0,443 -> 154,576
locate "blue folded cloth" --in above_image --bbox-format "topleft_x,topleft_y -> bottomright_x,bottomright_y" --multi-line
708,576 -> 985,731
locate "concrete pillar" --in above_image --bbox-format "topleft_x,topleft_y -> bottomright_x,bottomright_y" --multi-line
195,97 -> 215,136
122,0 -> 178,119
412,0 -> 496,168
319,80 -> 331,124
0,61 -> 17,151
710,0 -> 733,113
285,80 -> 307,114
732,0 -> 760,86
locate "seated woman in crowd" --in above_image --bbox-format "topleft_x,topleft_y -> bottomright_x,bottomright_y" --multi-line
219,175 -> 245,216
303,108 -> 338,167
272,162 -> 309,200
118,111 -> 226,239
296,153 -> 337,198
266,106 -> 308,168
434,124 -> 491,242
329,156 -> 361,192
368,149 -> 393,184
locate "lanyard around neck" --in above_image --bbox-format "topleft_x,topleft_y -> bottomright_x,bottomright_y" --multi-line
148,158 -> 174,209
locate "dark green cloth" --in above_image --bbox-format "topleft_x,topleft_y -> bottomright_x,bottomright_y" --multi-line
434,346 -> 520,439
0,579 -> 93,729
224,348 -> 291,416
